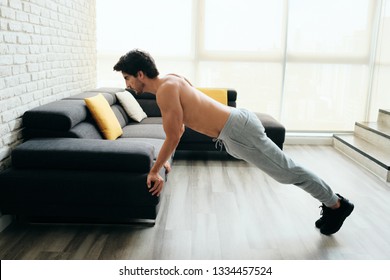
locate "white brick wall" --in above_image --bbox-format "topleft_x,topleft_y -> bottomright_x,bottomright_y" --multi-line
0,0 -> 97,170
0,0 -> 96,230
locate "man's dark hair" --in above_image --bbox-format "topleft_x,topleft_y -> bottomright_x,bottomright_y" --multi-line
113,49 -> 159,78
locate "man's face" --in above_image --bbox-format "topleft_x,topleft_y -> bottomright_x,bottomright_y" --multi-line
123,72 -> 144,94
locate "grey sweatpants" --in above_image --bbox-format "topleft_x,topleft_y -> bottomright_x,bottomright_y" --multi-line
217,108 -> 339,207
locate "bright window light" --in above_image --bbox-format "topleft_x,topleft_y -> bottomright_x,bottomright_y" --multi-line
288,0 -> 371,59
203,0 -> 284,54
96,0 -> 192,56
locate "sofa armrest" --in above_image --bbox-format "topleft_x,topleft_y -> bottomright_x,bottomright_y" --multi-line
254,112 -> 286,150
11,138 -> 154,173
23,100 -> 88,131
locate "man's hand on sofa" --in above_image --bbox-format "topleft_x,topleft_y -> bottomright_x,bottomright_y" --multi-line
147,171 -> 165,196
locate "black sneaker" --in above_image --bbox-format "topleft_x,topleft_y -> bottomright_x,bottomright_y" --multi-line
316,194 -> 354,235
315,206 -> 326,228
315,194 -> 348,229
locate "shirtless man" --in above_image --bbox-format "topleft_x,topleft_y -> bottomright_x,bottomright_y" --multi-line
113,49 -> 354,235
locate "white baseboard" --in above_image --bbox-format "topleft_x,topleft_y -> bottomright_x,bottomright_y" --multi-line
284,132 -> 334,145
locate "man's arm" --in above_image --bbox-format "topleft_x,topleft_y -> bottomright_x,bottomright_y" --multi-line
147,83 -> 184,196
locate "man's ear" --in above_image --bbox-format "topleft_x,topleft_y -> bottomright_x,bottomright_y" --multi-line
137,71 -> 144,79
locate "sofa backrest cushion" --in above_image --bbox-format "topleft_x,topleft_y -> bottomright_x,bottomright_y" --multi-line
68,121 -> 103,139
111,104 -> 129,127
65,91 -> 117,105
65,87 -> 128,105
23,100 -> 88,131
131,89 -> 238,117
131,91 -> 162,117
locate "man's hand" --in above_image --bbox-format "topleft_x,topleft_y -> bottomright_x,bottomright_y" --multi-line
147,171 -> 165,196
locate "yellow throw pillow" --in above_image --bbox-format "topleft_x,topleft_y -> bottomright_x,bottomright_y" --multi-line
197,88 -> 228,105
84,94 -> 123,140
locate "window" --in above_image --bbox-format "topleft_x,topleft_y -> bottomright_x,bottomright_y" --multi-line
97,0 -> 388,132
288,0 -> 371,61
97,0 -> 192,56
202,0 -> 284,58
283,0 -> 372,131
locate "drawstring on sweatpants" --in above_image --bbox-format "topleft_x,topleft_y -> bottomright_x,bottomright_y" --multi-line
213,138 -> 224,151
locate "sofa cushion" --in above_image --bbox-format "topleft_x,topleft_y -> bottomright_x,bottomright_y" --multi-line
128,117 -> 163,125
117,137 -> 165,159
11,138 -> 155,173
84,94 -> 123,140
23,100 -> 88,131
115,91 -> 147,122
121,124 -> 166,139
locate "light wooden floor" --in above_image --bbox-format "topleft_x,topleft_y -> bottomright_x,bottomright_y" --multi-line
0,145 -> 389,260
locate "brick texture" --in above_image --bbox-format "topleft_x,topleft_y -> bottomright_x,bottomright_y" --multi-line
0,0 -> 97,170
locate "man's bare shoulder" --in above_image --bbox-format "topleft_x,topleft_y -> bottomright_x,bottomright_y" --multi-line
155,78 -> 182,109
162,74 -> 183,87
157,75 -> 189,98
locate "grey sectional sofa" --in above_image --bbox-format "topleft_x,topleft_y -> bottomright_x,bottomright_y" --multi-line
0,87 -> 285,223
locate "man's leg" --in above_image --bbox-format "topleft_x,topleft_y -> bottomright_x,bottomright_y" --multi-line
221,109 -> 338,207
218,109 -> 353,234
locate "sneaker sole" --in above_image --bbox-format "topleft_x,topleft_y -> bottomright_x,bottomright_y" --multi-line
320,203 -> 354,235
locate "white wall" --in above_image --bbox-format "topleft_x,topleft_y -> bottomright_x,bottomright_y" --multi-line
0,0 -> 97,230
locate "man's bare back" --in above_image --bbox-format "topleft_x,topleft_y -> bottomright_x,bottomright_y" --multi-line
157,74 -> 231,138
